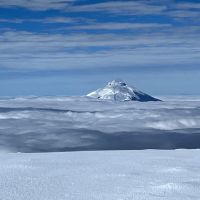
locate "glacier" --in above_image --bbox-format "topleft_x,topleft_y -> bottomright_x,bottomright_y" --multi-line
0,150 -> 200,200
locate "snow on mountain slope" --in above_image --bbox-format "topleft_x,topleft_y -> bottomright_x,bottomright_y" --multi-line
0,150 -> 199,200
87,80 -> 160,102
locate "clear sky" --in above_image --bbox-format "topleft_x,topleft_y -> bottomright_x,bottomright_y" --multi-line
0,0 -> 199,96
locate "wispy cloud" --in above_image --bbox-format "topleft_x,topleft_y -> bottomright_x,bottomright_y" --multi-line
169,2 -> 200,19
176,2 -> 200,9
0,0 -> 167,15
71,22 -> 171,30
168,10 -> 200,19
0,0 -> 199,71
0,17 -> 77,24
70,1 -> 167,15
0,0 -> 75,10
0,28 -> 199,70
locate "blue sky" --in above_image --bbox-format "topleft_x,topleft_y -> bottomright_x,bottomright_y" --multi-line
0,0 -> 200,96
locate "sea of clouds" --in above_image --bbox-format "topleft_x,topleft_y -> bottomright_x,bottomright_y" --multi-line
0,96 -> 200,152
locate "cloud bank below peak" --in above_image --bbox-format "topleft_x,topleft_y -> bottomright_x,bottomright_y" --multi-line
0,96 -> 200,152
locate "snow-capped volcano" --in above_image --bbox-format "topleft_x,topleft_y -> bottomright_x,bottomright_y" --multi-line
87,80 -> 161,102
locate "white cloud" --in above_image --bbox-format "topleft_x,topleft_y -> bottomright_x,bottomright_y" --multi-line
0,96 -> 200,152
0,0 -> 200,21
167,10 -> 200,18
0,28 -> 199,70
0,0 -> 75,10
0,0 -> 166,14
70,1 -> 167,15
43,17 -> 77,23
0,17 -> 77,24
146,118 -> 200,130
71,22 -> 171,30
176,2 -> 200,9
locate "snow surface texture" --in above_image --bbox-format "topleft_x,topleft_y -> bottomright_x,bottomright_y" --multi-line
0,96 -> 200,152
0,150 -> 200,200
87,80 -> 160,101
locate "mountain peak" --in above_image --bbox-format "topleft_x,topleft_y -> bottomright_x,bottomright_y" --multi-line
107,79 -> 127,87
87,80 -> 161,102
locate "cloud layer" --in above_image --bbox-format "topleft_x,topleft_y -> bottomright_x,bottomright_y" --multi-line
0,26 -> 199,70
0,0 -> 200,71
0,96 -> 200,152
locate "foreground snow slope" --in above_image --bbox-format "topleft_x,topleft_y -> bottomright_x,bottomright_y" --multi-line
0,150 -> 200,200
